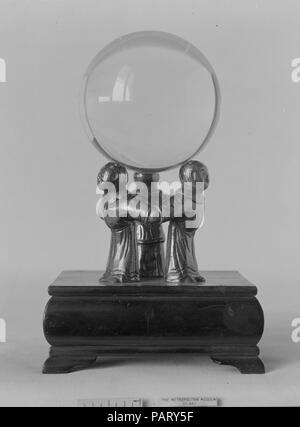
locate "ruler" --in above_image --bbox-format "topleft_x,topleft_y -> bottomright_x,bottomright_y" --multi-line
78,397 -> 219,407
78,398 -> 143,408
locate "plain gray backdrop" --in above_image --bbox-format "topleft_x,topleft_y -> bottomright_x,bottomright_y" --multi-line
0,0 -> 299,406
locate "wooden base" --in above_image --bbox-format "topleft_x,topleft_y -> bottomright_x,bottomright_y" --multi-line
43,271 -> 265,375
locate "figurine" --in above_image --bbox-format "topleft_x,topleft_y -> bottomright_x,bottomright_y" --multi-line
97,163 -> 163,283
165,160 -> 209,283
97,162 -> 140,283
134,172 -> 165,279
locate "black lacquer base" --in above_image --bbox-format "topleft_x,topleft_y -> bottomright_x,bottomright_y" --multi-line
43,271 -> 265,374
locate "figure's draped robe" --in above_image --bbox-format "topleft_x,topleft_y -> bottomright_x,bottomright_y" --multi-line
136,222 -> 165,279
99,196 -> 140,283
101,220 -> 139,283
165,190 -> 205,283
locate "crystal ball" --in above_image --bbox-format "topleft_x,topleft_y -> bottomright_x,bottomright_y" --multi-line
81,31 -> 220,171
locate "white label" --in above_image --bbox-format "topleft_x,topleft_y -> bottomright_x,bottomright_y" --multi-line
146,397 -> 219,407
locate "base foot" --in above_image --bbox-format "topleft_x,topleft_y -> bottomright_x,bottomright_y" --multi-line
43,355 -> 97,374
211,356 -> 265,374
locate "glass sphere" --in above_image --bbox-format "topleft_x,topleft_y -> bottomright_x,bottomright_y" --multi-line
81,31 -> 220,171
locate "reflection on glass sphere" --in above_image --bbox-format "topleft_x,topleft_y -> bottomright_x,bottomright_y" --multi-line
81,31 -> 220,171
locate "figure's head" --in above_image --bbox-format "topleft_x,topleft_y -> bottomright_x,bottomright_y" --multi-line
133,171 -> 160,185
97,162 -> 128,191
179,160 -> 209,190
